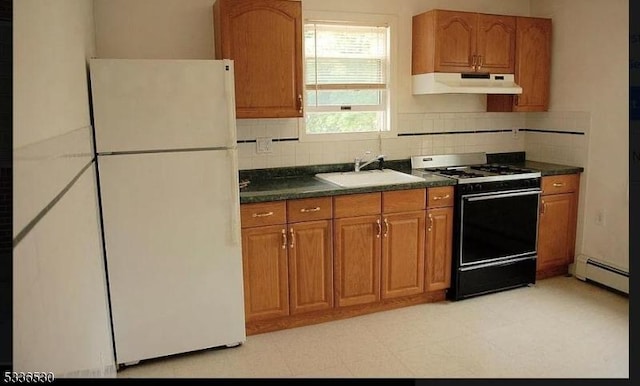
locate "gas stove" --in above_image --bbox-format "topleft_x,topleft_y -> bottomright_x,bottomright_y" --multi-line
411,153 -> 541,184
411,152 -> 541,301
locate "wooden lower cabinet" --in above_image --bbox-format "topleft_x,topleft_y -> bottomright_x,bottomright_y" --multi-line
425,207 -> 454,291
241,225 -> 289,322
536,174 -> 580,278
288,220 -> 333,314
333,215 -> 381,307
240,187 -> 454,334
537,192 -> 578,272
381,211 -> 426,299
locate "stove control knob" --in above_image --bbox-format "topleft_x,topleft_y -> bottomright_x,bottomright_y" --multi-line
474,184 -> 483,191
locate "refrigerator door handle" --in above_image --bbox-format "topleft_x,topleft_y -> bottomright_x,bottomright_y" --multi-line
224,60 -> 238,148
229,149 -> 241,246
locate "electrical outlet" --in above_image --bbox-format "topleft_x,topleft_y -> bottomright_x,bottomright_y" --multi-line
512,128 -> 519,139
256,137 -> 273,154
595,210 -> 606,226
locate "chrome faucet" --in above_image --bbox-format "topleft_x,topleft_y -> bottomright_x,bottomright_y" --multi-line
354,151 -> 385,172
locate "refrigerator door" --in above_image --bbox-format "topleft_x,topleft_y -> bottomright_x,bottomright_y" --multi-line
98,149 -> 245,364
90,59 -> 237,153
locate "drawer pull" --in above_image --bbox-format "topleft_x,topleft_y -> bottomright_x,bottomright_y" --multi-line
553,183 -> 566,188
432,194 -> 450,201
383,218 -> 389,238
300,207 -> 321,213
252,211 -> 274,218
376,219 -> 381,238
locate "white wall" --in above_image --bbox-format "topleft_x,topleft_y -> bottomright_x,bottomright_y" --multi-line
93,0 -> 531,169
13,0 -> 115,377
94,0 -> 215,59
530,0 -> 629,271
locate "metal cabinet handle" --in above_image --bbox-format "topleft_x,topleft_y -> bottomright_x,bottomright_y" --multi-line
376,219 -> 381,238
281,229 -> 287,249
383,218 -> 389,238
300,207 -> 320,213
471,54 -> 477,71
514,95 -> 519,106
253,211 -> 274,218
298,94 -> 303,114
432,194 -> 450,201
540,200 -> 546,215
477,55 -> 483,70
428,213 -> 433,232
289,228 -> 295,248
553,183 -> 566,188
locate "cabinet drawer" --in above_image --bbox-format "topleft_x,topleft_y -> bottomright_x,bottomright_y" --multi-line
427,186 -> 454,208
241,201 -> 286,228
382,189 -> 426,213
541,174 -> 579,195
287,197 -> 332,223
333,193 -> 381,218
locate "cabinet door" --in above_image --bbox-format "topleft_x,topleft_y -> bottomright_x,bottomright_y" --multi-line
381,211 -> 426,299
513,17 -> 551,112
425,207 -> 453,292
537,193 -> 577,271
214,0 -> 303,118
241,225 -> 289,322
288,220 -> 333,314
334,215 -> 381,307
434,10 -> 477,72
476,14 -> 516,73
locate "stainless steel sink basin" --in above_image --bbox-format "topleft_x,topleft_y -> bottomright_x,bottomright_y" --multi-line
315,169 -> 425,188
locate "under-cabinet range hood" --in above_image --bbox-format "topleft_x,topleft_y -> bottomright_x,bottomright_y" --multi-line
412,72 -> 523,95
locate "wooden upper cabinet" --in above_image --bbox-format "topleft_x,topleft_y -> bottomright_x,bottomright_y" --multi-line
476,14 -> 516,73
213,0 -> 303,118
433,10 -> 477,73
513,17 -> 551,112
412,10 -> 515,74
487,16 -> 551,112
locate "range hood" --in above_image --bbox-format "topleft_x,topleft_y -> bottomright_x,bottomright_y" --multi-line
412,73 -> 523,95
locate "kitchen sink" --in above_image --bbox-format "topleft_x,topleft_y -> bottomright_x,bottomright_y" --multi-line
315,169 -> 425,188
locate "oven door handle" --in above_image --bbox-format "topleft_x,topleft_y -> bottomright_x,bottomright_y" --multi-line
459,255 -> 536,271
465,190 -> 541,202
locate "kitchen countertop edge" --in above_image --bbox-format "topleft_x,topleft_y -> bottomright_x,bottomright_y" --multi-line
239,177 -> 455,204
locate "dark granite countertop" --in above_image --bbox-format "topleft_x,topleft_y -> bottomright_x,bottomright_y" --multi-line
486,152 -> 585,176
239,160 -> 455,204
239,153 -> 584,204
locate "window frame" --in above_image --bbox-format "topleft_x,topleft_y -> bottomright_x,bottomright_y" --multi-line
299,11 -> 398,142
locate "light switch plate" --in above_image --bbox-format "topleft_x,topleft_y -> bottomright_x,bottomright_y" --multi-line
256,137 -> 273,154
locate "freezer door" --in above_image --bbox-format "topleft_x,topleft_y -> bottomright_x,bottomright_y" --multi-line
98,149 -> 245,364
90,59 -> 237,153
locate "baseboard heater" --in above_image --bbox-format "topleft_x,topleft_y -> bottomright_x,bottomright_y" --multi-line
574,255 -> 629,294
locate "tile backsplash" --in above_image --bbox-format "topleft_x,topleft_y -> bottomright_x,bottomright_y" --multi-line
236,111 -> 590,170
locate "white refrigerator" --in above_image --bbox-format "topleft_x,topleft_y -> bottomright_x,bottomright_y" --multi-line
89,59 -> 246,366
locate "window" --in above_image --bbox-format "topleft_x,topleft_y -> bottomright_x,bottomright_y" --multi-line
304,21 -> 390,136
